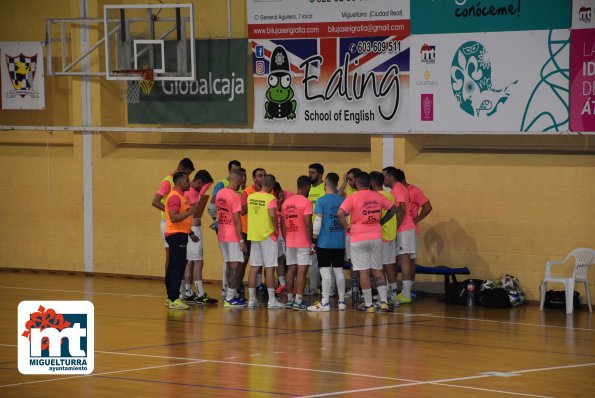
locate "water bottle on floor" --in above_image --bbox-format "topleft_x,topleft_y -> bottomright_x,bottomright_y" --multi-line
467,281 -> 475,307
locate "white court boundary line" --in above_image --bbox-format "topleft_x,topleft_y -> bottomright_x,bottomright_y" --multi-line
0,360 -> 206,388
1,284 -> 593,331
0,345 -> 593,397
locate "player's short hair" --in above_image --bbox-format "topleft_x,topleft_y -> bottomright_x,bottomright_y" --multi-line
369,171 -> 384,188
178,158 -> 194,172
308,163 -> 324,175
193,169 -> 213,183
262,174 -> 276,189
326,172 -> 339,188
355,171 -> 370,188
382,166 -> 398,180
252,168 -> 266,178
228,160 -> 241,171
347,167 -> 362,176
173,171 -> 187,184
297,175 -> 312,189
395,168 -> 406,182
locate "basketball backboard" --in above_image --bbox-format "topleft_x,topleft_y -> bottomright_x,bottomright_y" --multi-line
103,3 -> 195,81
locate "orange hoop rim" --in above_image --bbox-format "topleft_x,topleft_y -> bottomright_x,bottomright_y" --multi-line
112,69 -> 154,81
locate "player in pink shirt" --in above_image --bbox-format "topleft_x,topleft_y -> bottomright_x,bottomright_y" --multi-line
383,166 -> 418,304
216,171 -> 248,307
282,176 -> 313,310
338,172 -> 397,313
181,170 -> 215,305
151,158 -> 194,276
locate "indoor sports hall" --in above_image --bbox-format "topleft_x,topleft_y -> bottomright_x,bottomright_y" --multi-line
0,1 -> 593,397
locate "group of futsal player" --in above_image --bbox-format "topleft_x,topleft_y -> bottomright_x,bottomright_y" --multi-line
153,159 -> 432,312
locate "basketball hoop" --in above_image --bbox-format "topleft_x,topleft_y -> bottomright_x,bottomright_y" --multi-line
112,69 -> 155,104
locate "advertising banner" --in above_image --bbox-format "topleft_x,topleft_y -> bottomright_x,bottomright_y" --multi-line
248,0 -> 410,133
570,0 -> 595,132
0,41 -> 45,110
410,0 -> 570,133
128,39 -> 247,125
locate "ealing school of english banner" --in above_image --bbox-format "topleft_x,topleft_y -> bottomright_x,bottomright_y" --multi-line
570,0 -> 595,132
128,39 -> 247,125
0,41 -> 45,110
247,0 -> 410,133
410,0 -> 570,133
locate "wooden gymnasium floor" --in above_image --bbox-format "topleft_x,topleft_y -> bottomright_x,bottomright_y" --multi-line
0,271 -> 593,397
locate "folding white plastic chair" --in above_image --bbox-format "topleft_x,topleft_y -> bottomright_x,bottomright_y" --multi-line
539,248 -> 595,315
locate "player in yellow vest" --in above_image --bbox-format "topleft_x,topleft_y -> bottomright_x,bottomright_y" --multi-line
306,163 -> 325,295
152,158 -> 195,274
247,175 -> 284,309
164,172 -> 200,310
370,171 -> 399,306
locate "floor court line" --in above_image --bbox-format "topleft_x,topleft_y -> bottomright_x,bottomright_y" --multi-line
0,360 -> 207,389
432,382 -> 554,398
296,362 -> 595,398
2,284 -> 592,331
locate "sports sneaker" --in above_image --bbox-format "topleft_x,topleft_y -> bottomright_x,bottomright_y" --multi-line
184,294 -> 198,303
224,297 -> 247,308
169,298 -> 190,310
293,302 -> 308,311
247,300 -> 257,309
285,301 -> 295,309
307,301 -> 330,312
221,288 -> 227,297
345,288 -> 353,297
164,298 -> 171,307
379,302 -> 392,312
267,300 -> 285,309
198,293 -> 218,304
338,301 -> 347,310
356,303 -> 375,313
397,293 -> 412,304
275,285 -> 287,295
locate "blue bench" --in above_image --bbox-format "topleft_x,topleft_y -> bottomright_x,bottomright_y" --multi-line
398,264 -> 471,293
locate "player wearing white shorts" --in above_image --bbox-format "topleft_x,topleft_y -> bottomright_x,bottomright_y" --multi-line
216,171 -> 248,307
247,175 -> 284,309
383,167 -> 417,304
370,172 -> 399,306
338,172 -> 397,313
182,170 -> 216,305
282,176 -> 313,310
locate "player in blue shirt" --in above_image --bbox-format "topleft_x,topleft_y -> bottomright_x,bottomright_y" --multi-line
308,173 -> 347,312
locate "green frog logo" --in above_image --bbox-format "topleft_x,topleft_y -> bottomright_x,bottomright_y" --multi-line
451,41 -> 517,117
265,46 -> 297,120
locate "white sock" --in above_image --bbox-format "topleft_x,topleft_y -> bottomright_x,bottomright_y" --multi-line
279,276 -> 286,286
256,273 -> 262,286
267,288 -> 276,304
378,285 -> 388,303
320,267 -> 332,306
389,282 -> 398,300
309,262 -> 319,290
179,280 -> 185,295
333,268 -> 345,302
226,288 -> 236,301
185,283 -> 192,296
248,288 -> 256,302
402,280 -> 413,299
363,288 -> 373,306
195,281 -> 204,297
296,294 -> 303,304
287,293 -> 294,302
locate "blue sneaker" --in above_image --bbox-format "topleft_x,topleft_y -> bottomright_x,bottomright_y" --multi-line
285,301 -> 295,309
293,302 -> 308,311
224,297 -> 247,308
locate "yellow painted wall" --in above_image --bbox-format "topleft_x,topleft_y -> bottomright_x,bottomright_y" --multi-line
1,1 -> 594,303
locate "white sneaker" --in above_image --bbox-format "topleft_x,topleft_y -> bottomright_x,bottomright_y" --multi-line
307,301 -> 330,312
338,301 -> 347,310
248,300 -> 256,308
267,300 -> 285,309
345,289 -> 353,297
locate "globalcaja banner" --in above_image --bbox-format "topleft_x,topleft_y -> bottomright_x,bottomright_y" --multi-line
410,0 -> 571,133
0,41 -> 45,110
128,39 -> 247,125
570,0 -> 595,132
247,0 -> 410,133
